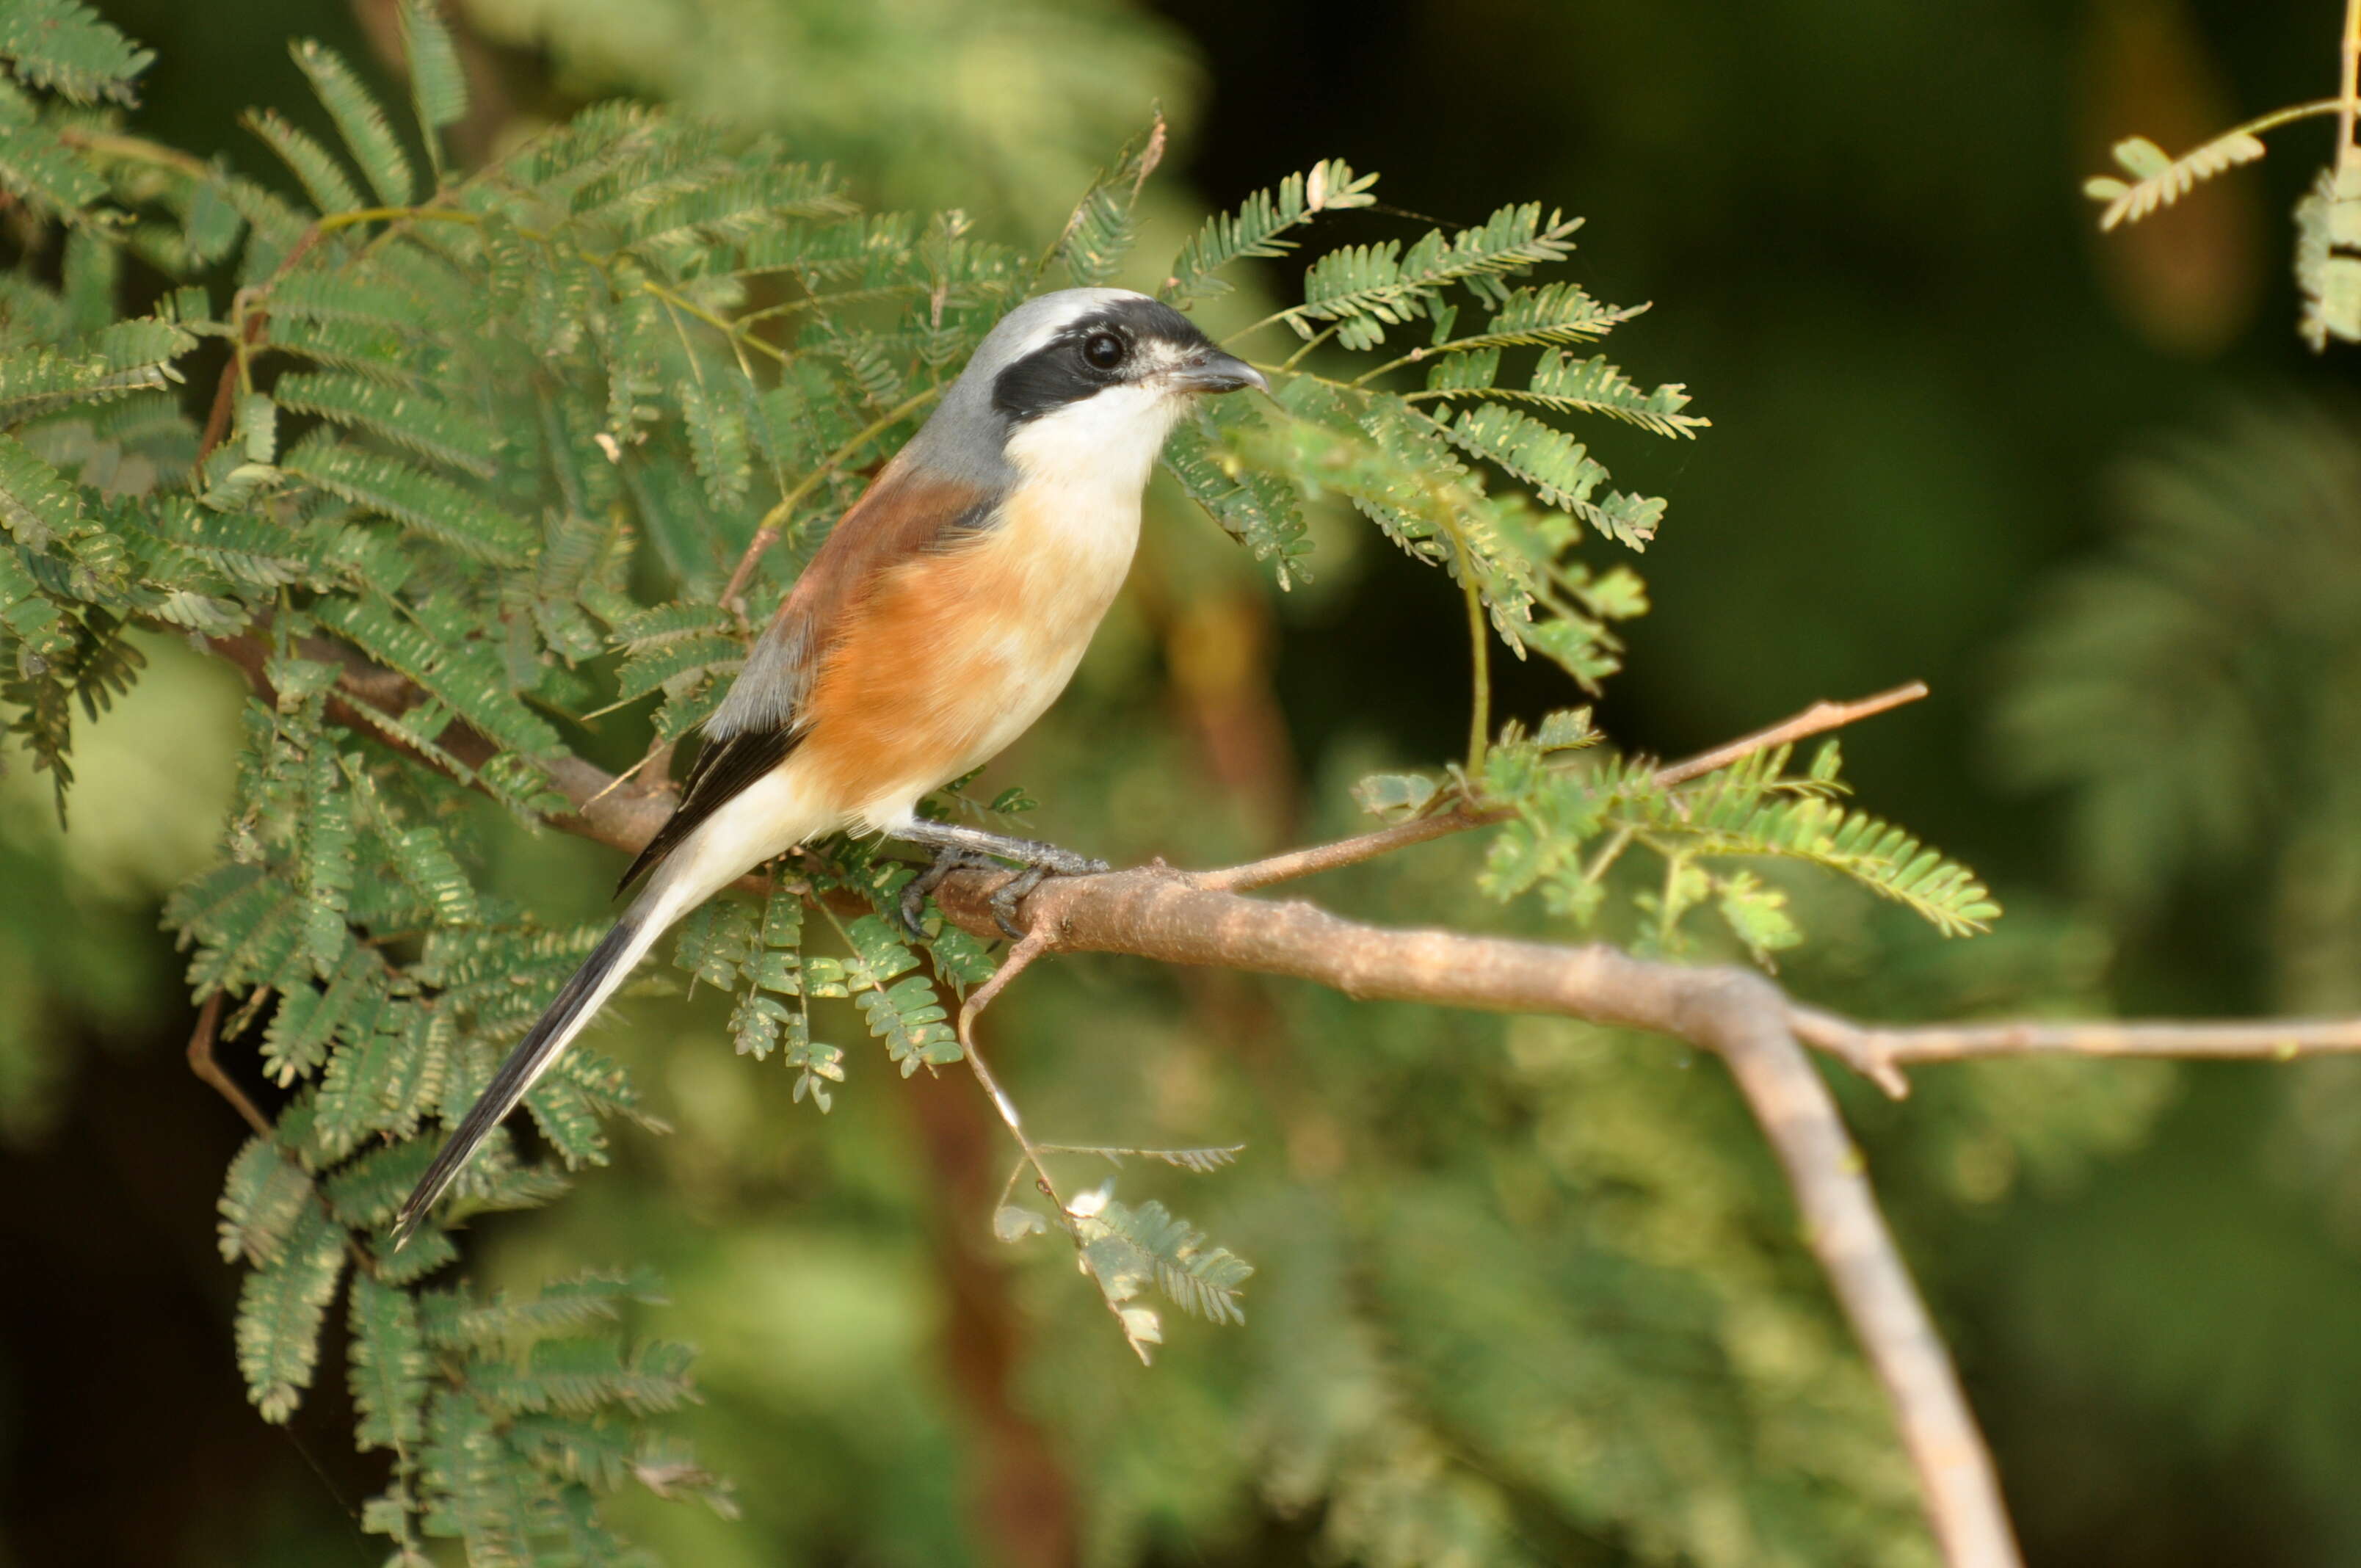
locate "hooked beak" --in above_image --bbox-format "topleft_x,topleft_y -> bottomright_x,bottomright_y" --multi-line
1167,349 -> 1268,396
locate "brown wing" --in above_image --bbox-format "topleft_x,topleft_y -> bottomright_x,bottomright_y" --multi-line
614,465 -> 998,892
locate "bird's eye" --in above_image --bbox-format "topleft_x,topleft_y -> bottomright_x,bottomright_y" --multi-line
1081,331 -> 1125,371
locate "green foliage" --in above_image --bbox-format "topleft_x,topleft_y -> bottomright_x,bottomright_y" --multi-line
2083,131 -> 2266,231
1291,203 -> 1584,350
2082,16 -> 2361,349
234,1198 -> 347,1423
289,39 -> 416,208
272,371 -> 496,476
1162,172 -> 1716,711
1163,396 -> 1311,586
1162,157 -> 1377,307
2295,164 -> 2361,352
1048,114 -> 1164,288
396,0 -> 466,176
217,1135 -> 317,1266
1086,1192 -> 1253,1325
1466,726 -> 1997,951
350,1271 -> 429,1451
0,1 -> 2014,1558
0,0 -> 148,105
1998,400 -> 2361,990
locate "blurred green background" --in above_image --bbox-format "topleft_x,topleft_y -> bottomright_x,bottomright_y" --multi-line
5,1 -> 2360,1564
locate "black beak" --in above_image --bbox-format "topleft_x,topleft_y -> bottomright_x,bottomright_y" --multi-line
1168,349 -> 1269,395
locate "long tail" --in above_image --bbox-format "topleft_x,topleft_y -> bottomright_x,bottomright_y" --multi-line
390,870 -> 702,1248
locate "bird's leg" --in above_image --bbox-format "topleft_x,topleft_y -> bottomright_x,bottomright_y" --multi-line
893,819 -> 1111,940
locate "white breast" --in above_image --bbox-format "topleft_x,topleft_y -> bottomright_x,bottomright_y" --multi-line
1004,382 -> 1183,505
946,484 -> 1139,772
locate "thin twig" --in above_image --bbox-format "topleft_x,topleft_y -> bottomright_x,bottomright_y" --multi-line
193,206 -> 371,464
1652,680 -> 1928,785
582,736 -> 676,811
957,921 -> 1222,1365
956,927 -> 1147,1314
955,926 -> 1059,1196
1199,680 -> 1930,893
186,992 -> 273,1139
196,302 -> 270,464
1197,805 -> 1506,893
1790,1006 -> 2361,1075
1275,322 -> 1341,373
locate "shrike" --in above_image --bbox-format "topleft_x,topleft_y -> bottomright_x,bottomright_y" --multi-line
391,288 -> 1265,1244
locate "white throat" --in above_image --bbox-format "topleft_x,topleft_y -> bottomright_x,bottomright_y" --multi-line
1002,383 -> 1186,498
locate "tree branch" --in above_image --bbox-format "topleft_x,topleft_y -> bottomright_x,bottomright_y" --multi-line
225,636 -> 2361,1567
918,866 -> 2019,1564
1707,988 -> 2023,1568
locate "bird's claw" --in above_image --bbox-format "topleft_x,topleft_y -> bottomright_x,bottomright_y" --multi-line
897,846 -> 984,941
990,863 -> 1050,939
896,882 -> 931,943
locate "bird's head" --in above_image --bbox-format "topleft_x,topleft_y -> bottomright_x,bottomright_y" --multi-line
901,287 -> 1267,493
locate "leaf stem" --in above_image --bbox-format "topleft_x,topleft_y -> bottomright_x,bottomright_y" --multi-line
642,279 -> 790,366
2341,0 -> 2360,171
57,127 -> 209,176
735,281 -> 932,327
1274,322 -> 1340,372
315,204 -> 480,236
1451,536 -> 1491,771
1238,358 -> 1363,397
1222,306 -> 1308,345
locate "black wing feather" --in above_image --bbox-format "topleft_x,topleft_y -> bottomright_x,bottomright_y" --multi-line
614,724 -> 802,893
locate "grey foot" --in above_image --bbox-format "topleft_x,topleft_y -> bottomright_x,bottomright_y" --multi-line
893,820 -> 1110,940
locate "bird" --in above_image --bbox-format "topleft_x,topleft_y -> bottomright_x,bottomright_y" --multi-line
389,287 -> 1266,1246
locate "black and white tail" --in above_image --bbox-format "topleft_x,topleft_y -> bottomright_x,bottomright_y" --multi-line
391,876 -> 685,1249
390,734 -> 822,1248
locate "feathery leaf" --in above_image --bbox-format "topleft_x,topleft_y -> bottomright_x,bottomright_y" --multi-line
242,107 -> 363,217
234,1200 -> 347,1423
0,0 -> 151,103
283,435 -> 532,565
274,371 -> 497,477
1162,158 -> 1375,307
2084,131 -> 2266,231
290,39 -> 416,206
349,1272 -> 428,1451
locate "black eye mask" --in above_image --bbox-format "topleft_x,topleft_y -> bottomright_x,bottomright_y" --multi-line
990,295 -> 1217,424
